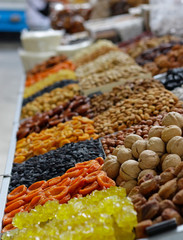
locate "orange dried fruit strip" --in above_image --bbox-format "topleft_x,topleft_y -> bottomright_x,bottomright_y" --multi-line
7,185 -> 27,201
28,181 -> 48,192
5,200 -> 25,214
79,181 -> 99,196
97,173 -> 116,188
1,223 -> 16,233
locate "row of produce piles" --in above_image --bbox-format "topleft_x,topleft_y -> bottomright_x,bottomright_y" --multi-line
2,37 -> 183,240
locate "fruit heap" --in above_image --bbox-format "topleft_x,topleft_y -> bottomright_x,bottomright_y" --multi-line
3,157 -> 116,233
14,116 -> 98,163
18,96 -> 93,139
120,35 -> 179,59
25,56 -> 75,87
21,84 -> 80,119
2,187 -> 137,240
24,69 -> 76,98
9,139 -> 105,191
23,79 -> 78,106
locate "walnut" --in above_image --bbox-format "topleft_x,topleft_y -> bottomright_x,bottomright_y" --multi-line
162,112 -> 183,128
124,134 -> 143,149
119,160 -> 141,180
112,145 -> 125,156
102,158 -> 120,179
148,126 -> 164,139
132,140 -> 147,159
119,179 -> 137,194
175,162 -> 183,178
104,154 -> 117,162
117,147 -> 134,164
116,175 -> 124,186
167,136 -> 183,157
147,137 -> 165,157
139,150 -> 160,170
161,125 -> 182,142
162,154 -> 181,171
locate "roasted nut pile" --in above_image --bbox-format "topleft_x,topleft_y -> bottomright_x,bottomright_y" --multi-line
18,96 -> 94,139
101,112 -> 183,238
76,51 -> 135,79
23,80 -> 78,106
94,88 -> 183,136
91,78 -> 163,116
72,40 -> 118,67
21,84 -> 80,119
9,139 -> 105,191
79,65 -> 151,90
14,116 -> 98,163
26,57 -> 75,87
23,69 -> 76,99
101,109 -> 183,155
144,45 -> 183,76
121,35 -> 179,59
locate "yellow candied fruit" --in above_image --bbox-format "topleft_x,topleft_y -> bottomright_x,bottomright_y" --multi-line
3,187 -> 137,240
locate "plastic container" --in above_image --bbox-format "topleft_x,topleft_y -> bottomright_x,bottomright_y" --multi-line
21,30 -> 63,52
19,49 -> 56,72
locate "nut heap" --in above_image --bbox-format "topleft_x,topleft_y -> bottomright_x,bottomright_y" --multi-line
90,78 -> 164,116
144,45 -> 183,76
102,112 -> 183,238
72,39 -> 118,67
101,108 -> 183,155
18,96 -> 94,140
76,50 -> 135,79
14,116 -> 98,163
21,84 -> 80,119
121,35 -> 179,59
79,65 -> 151,91
94,88 -> 183,137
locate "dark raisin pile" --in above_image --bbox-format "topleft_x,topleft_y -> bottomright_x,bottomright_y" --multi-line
9,139 -> 105,192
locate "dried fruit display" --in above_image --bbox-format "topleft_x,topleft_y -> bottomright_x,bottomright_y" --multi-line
14,116 -> 98,163
9,139 -> 105,191
144,45 -> 183,76
21,84 -> 80,119
25,59 -> 75,87
3,158 -> 116,233
23,69 -> 76,99
18,96 -> 93,139
22,80 -> 78,106
2,187 -> 137,240
121,35 -> 179,59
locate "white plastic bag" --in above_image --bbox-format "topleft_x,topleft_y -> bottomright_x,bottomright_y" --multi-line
150,0 -> 183,36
